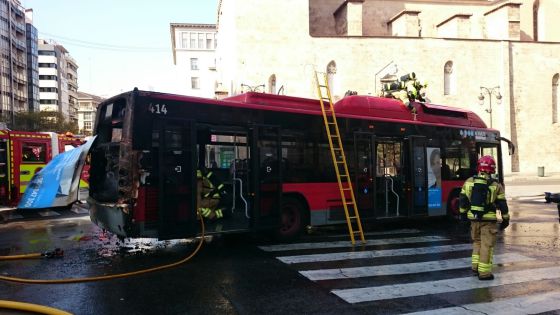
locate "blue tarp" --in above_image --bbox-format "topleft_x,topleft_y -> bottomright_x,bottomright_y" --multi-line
18,136 -> 96,209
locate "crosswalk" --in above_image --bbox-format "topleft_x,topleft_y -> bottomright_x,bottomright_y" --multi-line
0,205 -> 89,222
258,230 -> 560,313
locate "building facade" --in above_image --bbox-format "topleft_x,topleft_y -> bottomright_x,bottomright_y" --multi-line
25,8 -> 38,113
66,56 -> 78,124
170,23 -> 217,97
0,0 -> 28,126
38,39 -> 78,121
215,0 -> 560,174
76,91 -> 103,135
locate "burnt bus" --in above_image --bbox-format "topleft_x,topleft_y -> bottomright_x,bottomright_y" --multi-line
88,89 -> 513,240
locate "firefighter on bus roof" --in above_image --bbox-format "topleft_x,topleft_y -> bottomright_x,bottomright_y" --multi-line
197,168 -> 228,221
459,155 -> 510,281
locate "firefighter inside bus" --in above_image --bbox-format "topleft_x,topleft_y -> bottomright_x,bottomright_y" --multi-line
196,132 -> 233,223
197,167 -> 234,222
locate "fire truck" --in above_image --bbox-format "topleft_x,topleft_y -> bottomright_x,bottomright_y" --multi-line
0,130 -> 85,207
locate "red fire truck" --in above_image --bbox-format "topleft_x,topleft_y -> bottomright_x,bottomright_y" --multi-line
0,130 -> 85,207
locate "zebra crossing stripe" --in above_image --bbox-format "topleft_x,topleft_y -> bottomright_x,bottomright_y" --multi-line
258,235 -> 449,252
38,210 -> 61,217
327,229 -> 422,238
300,253 -> 533,281
277,243 -> 473,264
331,266 -> 560,304
71,207 -> 89,214
403,290 -> 560,315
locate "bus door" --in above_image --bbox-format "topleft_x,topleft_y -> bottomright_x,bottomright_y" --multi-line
157,119 -> 197,239
374,138 -> 405,218
198,126 -> 251,233
408,136 -> 428,216
354,132 -> 375,218
250,125 -> 281,232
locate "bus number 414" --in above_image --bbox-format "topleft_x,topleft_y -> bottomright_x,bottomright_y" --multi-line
149,103 -> 168,115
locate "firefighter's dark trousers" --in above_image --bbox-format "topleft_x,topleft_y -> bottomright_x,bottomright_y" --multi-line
470,221 -> 498,278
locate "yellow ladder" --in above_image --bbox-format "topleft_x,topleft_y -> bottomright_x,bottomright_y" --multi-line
314,71 -> 365,245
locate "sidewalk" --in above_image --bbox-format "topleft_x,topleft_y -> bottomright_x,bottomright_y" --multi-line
504,171 -> 560,184
504,171 -> 560,199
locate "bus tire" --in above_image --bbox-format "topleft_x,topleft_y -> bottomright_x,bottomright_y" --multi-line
276,196 -> 308,241
447,190 -> 461,219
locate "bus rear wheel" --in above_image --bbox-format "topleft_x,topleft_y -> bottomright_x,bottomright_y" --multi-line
277,197 -> 308,241
447,190 -> 460,219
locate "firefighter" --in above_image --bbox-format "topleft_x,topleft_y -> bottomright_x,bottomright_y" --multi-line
196,168 -> 227,221
459,155 -> 510,280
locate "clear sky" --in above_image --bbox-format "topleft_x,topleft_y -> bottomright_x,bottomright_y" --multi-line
22,0 -> 218,98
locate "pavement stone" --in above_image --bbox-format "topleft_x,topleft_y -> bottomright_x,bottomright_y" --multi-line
504,171 -> 560,183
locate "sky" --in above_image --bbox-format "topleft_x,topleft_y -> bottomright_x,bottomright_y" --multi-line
22,0 -> 218,98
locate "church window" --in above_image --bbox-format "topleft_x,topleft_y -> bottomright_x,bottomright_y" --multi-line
553,73 -> 559,124
443,61 -> 455,95
326,60 -> 337,93
268,74 -> 277,94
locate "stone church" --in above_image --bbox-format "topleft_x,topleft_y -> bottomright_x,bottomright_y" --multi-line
214,0 -> 560,174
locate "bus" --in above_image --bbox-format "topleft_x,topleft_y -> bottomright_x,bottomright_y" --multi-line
0,130 -> 85,207
87,88 -> 513,240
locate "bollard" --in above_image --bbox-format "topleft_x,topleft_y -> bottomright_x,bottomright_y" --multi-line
538,166 -> 545,177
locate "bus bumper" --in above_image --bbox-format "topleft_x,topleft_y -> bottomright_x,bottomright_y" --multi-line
88,197 -> 133,238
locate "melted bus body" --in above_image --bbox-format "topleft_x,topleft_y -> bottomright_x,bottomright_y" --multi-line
88,89 -> 510,240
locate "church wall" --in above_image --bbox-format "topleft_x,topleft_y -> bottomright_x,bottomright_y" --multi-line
216,0 -> 560,174
509,41 -> 560,173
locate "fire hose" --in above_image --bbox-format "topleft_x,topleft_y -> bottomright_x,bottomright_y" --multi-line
0,216 -> 206,314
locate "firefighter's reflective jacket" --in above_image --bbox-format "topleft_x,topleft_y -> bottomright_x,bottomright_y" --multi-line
196,169 -> 226,219
459,174 -> 509,221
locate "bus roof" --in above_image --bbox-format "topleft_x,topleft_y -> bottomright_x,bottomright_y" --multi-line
225,92 -> 487,129
132,90 -> 488,129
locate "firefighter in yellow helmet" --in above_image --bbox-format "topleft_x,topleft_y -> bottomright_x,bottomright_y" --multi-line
196,168 -> 226,221
459,155 -> 510,280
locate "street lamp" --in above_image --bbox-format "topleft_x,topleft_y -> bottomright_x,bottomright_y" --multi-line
478,86 -> 502,128
241,83 -> 265,92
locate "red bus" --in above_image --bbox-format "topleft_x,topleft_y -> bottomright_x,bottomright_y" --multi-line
88,89 -> 513,240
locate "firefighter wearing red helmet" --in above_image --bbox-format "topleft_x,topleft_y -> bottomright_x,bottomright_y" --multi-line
459,155 -> 509,280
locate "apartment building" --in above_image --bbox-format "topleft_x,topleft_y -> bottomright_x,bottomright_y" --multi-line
0,0 -> 28,126
76,91 -> 103,135
66,56 -> 78,124
38,39 -> 78,121
25,8 -> 38,113
170,23 -> 217,98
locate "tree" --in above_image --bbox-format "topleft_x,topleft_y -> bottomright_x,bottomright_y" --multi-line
13,111 -> 79,133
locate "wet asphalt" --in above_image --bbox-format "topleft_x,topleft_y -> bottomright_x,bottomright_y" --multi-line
0,184 -> 559,314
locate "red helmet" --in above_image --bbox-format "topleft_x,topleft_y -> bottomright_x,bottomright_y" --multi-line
477,155 -> 496,174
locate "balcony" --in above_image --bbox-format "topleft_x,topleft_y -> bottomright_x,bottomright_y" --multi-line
12,56 -> 25,68
11,5 -> 24,19
13,74 -> 26,85
68,80 -> 78,90
14,91 -> 27,101
12,39 -> 25,52
13,23 -> 25,35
